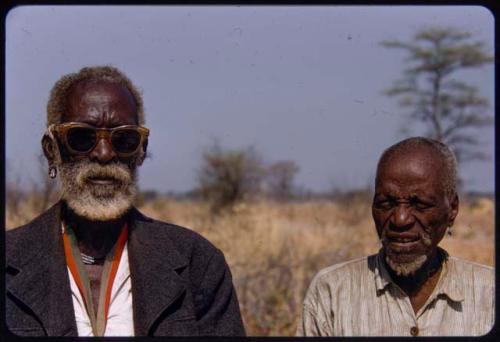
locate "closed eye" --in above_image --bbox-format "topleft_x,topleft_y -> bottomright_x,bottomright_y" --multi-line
410,197 -> 434,210
374,198 -> 395,210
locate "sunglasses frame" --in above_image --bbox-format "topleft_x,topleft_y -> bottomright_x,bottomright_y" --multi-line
48,122 -> 149,157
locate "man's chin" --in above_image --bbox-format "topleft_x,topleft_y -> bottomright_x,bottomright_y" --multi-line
63,189 -> 136,221
384,249 -> 428,277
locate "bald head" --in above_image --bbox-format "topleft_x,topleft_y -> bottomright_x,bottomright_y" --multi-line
376,137 -> 458,198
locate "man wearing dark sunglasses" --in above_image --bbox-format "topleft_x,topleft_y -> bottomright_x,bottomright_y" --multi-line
6,66 -> 245,337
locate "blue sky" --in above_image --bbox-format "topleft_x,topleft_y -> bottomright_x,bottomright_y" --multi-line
5,5 -> 495,193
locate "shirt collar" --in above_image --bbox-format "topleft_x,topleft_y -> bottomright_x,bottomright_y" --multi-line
373,248 -> 464,302
113,242 -> 131,289
374,249 -> 393,293
433,250 -> 465,302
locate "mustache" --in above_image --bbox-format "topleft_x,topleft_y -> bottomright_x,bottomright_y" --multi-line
58,160 -> 134,188
78,163 -> 132,184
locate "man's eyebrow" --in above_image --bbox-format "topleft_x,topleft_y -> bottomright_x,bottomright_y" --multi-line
410,193 -> 438,201
65,119 -> 98,126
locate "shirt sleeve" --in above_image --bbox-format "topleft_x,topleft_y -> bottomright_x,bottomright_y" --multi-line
296,276 -> 334,336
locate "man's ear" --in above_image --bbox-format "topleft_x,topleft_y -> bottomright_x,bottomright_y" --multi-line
42,134 -> 56,165
447,193 -> 459,227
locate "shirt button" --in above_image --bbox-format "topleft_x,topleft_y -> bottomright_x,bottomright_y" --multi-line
410,326 -> 419,336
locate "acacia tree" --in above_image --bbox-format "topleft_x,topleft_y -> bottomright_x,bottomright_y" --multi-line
381,26 -> 493,163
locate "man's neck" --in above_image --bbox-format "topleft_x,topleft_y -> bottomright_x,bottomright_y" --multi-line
388,250 -> 443,293
386,250 -> 444,313
62,203 -> 129,258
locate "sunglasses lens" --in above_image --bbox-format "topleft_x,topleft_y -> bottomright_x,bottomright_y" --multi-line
66,127 -> 96,152
111,129 -> 141,154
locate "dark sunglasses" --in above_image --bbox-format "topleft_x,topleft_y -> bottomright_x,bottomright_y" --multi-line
48,122 -> 149,157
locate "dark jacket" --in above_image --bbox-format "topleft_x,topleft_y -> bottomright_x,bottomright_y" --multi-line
5,202 -> 245,337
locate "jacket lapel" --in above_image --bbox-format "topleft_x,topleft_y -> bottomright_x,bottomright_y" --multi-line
128,209 -> 189,336
6,203 -> 78,336
7,204 -> 190,337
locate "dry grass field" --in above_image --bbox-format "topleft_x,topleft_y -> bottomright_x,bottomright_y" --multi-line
5,193 -> 494,336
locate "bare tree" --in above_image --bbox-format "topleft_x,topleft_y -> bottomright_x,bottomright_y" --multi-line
197,142 -> 264,212
381,26 -> 493,163
6,155 -> 61,229
31,153 -> 60,213
6,160 -> 27,228
265,160 -> 299,200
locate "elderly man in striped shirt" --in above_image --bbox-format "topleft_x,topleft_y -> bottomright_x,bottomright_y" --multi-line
297,137 -> 494,336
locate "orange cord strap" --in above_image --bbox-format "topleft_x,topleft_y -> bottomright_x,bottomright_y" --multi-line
63,231 -> 86,302
62,222 -> 129,336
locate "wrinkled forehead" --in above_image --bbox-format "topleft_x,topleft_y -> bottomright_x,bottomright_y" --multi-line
376,146 -> 446,185
63,79 -> 138,123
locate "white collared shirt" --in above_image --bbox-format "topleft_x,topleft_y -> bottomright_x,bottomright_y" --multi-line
67,242 -> 135,336
297,249 -> 494,336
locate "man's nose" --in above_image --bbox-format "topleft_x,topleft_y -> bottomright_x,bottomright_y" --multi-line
89,137 -> 116,164
390,204 -> 415,230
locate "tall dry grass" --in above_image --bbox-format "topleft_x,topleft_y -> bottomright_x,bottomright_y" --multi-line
5,193 -> 495,336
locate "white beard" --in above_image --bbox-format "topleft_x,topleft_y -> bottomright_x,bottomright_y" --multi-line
385,254 -> 428,277
58,159 -> 137,221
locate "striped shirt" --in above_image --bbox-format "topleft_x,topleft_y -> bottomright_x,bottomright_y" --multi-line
297,249 -> 494,336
